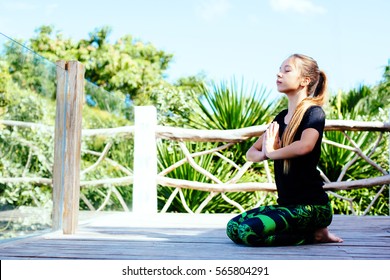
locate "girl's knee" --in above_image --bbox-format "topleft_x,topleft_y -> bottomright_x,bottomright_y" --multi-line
237,223 -> 261,246
314,203 -> 333,228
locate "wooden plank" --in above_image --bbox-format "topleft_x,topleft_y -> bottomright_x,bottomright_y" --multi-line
62,61 -> 84,234
52,61 -> 85,234
52,61 -> 67,230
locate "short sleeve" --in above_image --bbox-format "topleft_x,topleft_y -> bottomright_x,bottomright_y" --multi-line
272,109 -> 288,137
301,106 -> 325,134
272,109 -> 287,124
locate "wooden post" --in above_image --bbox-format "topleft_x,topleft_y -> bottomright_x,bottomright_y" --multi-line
133,106 -> 157,214
52,61 -> 85,234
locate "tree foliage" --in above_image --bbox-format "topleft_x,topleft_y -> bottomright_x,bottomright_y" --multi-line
10,25 -> 205,125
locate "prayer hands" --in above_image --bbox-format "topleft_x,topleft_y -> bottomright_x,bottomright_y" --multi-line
263,122 -> 281,158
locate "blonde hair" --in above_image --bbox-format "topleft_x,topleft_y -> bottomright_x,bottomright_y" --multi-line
281,54 -> 327,173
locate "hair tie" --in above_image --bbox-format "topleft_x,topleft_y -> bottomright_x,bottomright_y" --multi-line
313,73 -> 323,97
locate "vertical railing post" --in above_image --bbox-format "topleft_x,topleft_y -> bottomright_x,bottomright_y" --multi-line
133,106 -> 157,214
52,61 -> 85,234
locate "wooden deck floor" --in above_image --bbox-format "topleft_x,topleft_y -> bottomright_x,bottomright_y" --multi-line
0,212 -> 389,260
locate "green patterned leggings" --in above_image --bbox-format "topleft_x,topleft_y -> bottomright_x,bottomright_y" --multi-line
226,203 -> 333,246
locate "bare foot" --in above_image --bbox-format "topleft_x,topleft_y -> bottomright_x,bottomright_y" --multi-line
314,227 -> 343,243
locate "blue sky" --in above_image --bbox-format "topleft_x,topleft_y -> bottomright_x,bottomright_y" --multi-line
0,0 -> 389,99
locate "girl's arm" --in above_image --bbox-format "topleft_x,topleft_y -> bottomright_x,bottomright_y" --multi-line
246,134 -> 267,162
263,122 -> 319,160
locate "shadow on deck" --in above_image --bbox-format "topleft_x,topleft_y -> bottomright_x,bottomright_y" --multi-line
0,213 -> 389,260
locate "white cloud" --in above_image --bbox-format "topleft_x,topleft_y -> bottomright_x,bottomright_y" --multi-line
197,0 -> 232,21
269,0 -> 326,14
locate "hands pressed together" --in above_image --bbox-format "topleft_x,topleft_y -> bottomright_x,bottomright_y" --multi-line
262,121 -> 281,159
246,121 -> 281,162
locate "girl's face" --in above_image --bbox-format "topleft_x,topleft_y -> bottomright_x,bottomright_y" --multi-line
276,57 -> 305,94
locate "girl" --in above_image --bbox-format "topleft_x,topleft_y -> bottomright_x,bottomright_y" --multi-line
226,54 -> 343,246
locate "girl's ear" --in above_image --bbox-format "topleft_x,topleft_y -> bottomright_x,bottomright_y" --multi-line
300,77 -> 310,87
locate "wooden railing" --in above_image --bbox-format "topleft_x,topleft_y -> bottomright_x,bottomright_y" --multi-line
3,115 -> 388,218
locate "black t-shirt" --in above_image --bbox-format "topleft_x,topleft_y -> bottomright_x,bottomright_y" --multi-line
272,105 -> 328,206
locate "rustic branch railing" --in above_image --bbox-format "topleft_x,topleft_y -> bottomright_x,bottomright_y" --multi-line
1,115 -> 389,217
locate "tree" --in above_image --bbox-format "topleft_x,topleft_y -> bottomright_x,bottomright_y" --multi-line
27,25 -> 204,125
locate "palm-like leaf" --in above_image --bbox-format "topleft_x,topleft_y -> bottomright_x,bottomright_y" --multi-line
190,78 -> 277,129
189,78 -> 280,167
